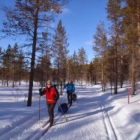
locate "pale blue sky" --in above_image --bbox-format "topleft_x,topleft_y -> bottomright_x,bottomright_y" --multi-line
0,0 -> 109,62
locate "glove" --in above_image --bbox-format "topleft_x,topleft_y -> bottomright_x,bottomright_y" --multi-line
39,88 -> 45,96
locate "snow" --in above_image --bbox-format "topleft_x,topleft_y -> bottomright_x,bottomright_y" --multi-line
0,82 -> 140,140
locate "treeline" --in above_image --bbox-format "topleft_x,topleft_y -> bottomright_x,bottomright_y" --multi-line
90,0 -> 140,95
0,34 -> 88,87
0,43 -> 29,87
1,0 -> 140,106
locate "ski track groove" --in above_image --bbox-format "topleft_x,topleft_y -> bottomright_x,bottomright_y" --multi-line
41,88 -> 119,140
0,106 -> 46,140
28,97 -> 67,140
98,100 -> 117,140
107,107 -> 127,140
29,114 -> 61,140
20,117 -> 48,140
41,93 -> 106,140
0,115 -> 38,140
0,95 -> 66,140
1,87 -> 129,140
39,112 -> 68,140
78,100 -> 108,140
94,89 -> 124,140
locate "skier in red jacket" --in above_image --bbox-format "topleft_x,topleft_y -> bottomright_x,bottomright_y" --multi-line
39,80 -> 59,127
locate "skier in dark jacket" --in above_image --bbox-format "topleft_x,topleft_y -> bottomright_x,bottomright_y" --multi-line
64,80 -> 75,106
39,80 -> 59,127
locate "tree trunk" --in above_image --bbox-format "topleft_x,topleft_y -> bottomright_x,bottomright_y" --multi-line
131,52 -> 135,95
137,7 -> 140,48
101,63 -> 105,91
114,25 -> 118,94
60,80 -> 62,95
27,0 -> 39,106
114,54 -> 118,94
120,58 -> 123,88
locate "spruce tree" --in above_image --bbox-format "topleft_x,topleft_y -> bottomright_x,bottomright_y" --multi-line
120,0 -> 139,95
51,20 -> 69,89
78,47 -> 87,85
1,0 -> 68,106
93,21 -> 108,91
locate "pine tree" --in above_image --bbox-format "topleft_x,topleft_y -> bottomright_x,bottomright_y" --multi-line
68,51 -> 80,82
51,20 -> 69,89
11,43 -> 19,87
1,0 -> 68,106
17,49 -> 25,86
72,51 -> 79,81
78,47 -> 87,86
120,0 -> 139,95
106,0 -> 124,94
2,45 -> 13,87
0,47 -> 3,83
87,58 -> 100,85
93,21 -> 108,91
35,31 -> 52,86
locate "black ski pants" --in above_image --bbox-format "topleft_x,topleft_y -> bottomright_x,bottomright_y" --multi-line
47,103 -> 56,125
67,90 -> 73,106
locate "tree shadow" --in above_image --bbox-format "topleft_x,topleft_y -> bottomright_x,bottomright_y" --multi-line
56,106 -> 115,125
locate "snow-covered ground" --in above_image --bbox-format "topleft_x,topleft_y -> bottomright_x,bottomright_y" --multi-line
0,82 -> 140,140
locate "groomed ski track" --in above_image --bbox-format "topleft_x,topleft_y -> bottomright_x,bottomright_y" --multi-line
0,85 -> 140,140
40,86 -> 124,140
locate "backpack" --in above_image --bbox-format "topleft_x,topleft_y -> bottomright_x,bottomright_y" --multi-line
72,93 -> 77,101
58,103 -> 68,113
53,85 -> 59,100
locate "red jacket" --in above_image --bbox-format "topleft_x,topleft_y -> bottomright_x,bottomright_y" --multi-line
45,86 -> 58,104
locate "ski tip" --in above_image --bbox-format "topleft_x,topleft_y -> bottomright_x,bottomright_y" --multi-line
42,126 -> 51,136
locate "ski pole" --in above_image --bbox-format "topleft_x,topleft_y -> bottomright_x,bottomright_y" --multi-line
56,101 -> 68,122
39,96 -> 41,120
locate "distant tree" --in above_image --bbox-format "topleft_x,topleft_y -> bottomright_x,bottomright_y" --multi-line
35,32 -> 52,86
10,43 -> 19,87
72,51 -> 80,81
93,57 -> 101,85
120,0 -> 139,95
1,0 -> 68,106
66,56 -> 74,80
51,20 -> 69,91
106,0 -> 123,94
0,47 -> 4,82
93,21 -> 108,91
78,47 -> 87,85
66,51 -> 79,82
16,49 -> 25,86
87,61 -> 94,84
35,54 -> 51,86
2,45 -> 13,87
87,58 -> 100,85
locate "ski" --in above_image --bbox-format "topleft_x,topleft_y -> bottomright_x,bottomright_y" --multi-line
42,120 -> 49,128
41,104 -> 70,136
41,110 -> 69,136
42,125 -> 51,136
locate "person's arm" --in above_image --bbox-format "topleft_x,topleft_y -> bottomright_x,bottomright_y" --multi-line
39,87 -> 46,96
73,84 -> 75,92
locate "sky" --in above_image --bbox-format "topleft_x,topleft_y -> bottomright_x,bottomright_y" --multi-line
0,0 -> 109,62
